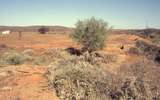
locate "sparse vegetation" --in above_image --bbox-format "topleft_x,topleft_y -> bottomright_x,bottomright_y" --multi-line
135,40 -> 160,64
151,31 -> 160,45
46,54 -> 160,100
0,51 -> 32,65
0,49 -> 72,66
0,0 -> 160,99
0,24 -> 160,100
120,61 -> 160,100
71,17 -> 111,52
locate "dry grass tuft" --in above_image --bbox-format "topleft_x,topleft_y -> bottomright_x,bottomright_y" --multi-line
0,51 -> 32,65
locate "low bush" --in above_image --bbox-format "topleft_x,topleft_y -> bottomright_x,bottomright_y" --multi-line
46,57 -> 114,100
135,40 -> 160,64
120,61 -> 160,99
0,51 -> 32,65
80,51 -> 117,65
33,48 -> 72,66
34,55 -> 50,65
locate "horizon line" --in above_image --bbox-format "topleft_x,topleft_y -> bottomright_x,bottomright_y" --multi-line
0,25 -> 159,30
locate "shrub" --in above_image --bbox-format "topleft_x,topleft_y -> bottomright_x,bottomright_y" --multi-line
34,55 -> 50,65
0,44 -> 7,48
38,26 -> 49,34
71,17 -> 111,52
135,40 -> 160,64
80,51 -> 117,65
152,31 -> 160,45
119,61 -> 160,99
1,51 -> 32,65
33,49 -> 71,66
46,58 -> 113,100
46,57 -> 160,100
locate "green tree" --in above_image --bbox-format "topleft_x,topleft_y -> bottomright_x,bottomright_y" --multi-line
72,17 -> 111,52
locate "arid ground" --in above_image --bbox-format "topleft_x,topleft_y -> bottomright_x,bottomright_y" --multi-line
0,29 -> 159,100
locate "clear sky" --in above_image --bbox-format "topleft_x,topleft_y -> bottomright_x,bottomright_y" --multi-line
0,0 -> 160,29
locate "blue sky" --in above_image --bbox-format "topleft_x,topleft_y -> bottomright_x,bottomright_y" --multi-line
0,0 -> 160,29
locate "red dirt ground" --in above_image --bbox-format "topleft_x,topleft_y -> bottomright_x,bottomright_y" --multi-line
0,65 -> 59,100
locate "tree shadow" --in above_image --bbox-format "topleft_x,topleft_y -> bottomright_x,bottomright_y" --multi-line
65,47 -> 82,56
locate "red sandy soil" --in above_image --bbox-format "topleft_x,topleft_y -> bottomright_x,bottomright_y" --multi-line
0,65 -> 59,100
0,32 -> 78,52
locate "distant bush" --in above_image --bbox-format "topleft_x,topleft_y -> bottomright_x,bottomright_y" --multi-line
71,17 -> 111,52
38,26 -> 49,34
136,29 -> 160,46
0,44 -> 7,48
